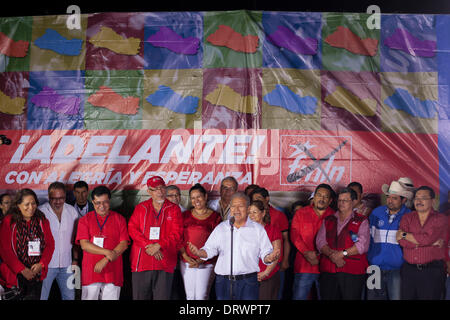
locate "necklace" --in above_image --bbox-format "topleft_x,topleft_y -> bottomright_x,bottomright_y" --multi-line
193,208 -> 208,215
193,208 -> 210,220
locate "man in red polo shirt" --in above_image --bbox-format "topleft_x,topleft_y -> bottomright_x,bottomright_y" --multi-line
316,187 -> 370,300
128,175 -> 183,300
291,183 -> 335,300
397,185 -> 448,300
76,186 -> 129,300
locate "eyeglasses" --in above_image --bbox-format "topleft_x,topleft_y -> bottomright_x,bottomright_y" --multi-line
93,200 -> 110,207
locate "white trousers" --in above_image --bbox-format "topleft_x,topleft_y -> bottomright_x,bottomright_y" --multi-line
180,261 -> 215,300
82,283 -> 121,300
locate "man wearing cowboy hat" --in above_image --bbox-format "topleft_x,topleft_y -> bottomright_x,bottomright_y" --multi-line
366,180 -> 413,300
397,177 -> 415,209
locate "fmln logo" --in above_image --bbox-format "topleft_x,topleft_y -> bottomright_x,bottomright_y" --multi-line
280,135 -> 352,186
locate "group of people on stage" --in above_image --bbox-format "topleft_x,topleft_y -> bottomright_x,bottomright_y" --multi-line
0,175 -> 448,300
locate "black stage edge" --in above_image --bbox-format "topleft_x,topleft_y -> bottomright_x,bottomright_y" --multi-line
3,0 -> 450,17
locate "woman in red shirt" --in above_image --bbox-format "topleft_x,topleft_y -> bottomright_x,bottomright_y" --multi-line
0,188 -> 54,300
248,200 -> 282,300
179,183 -> 221,300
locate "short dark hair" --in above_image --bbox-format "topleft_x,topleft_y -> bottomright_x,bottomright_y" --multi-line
189,183 -> 206,197
347,181 -> 363,194
167,185 -> 181,194
414,186 -> 435,199
251,187 -> 269,199
91,185 -> 111,200
339,187 -> 357,201
0,193 -> 11,204
48,181 -> 66,193
314,184 -> 334,198
244,184 -> 259,195
74,180 -> 89,190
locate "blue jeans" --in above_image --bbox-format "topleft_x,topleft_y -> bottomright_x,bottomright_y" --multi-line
366,268 -> 401,300
40,267 -> 75,300
215,274 -> 259,300
292,273 -> 320,300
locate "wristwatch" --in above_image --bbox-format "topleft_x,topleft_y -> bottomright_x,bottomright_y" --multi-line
342,249 -> 348,256
402,232 -> 407,239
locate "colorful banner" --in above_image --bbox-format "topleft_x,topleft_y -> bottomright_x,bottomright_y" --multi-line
0,129 -> 438,194
0,10 -> 448,206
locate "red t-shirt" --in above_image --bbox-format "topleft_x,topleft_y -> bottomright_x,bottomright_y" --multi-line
259,224 -> 282,279
75,210 -> 129,286
269,206 -> 289,233
182,210 -> 221,264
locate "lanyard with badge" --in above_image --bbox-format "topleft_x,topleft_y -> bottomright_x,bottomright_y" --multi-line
93,212 -> 109,248
27,221 -> 42,257
28,239 -> 41,256
149,205 -> 165,240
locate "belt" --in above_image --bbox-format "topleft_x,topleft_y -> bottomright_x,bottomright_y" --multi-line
218,272 -> 257,281
407,260 -> 444,271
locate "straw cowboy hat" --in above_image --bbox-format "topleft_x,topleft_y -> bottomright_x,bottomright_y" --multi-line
381,180 -> 414,200
397,177 -> 415,191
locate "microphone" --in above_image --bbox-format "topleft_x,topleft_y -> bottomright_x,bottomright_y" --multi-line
229,216 -> 235,227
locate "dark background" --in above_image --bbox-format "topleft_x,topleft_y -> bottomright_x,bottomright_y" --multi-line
2,0 -> 450,17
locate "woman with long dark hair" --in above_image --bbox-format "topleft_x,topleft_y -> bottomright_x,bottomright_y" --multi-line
179,183 -> 221,300
0,189 -> 54,300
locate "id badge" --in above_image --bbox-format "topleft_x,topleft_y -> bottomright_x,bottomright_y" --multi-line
149,227 -> 160,240
93,236 -> 105,248
28,240 -> 41,256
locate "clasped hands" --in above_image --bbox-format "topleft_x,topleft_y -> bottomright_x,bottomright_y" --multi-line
145,243 -> 163,260
186,242 -> 207,268
182,252 -> 204,268
21,263 -> 43,280
322,249 -> 346,268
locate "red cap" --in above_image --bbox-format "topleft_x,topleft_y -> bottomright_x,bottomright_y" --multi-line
147,176 -> 166,188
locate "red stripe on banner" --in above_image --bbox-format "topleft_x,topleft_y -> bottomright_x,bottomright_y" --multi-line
0,129 -> 438,193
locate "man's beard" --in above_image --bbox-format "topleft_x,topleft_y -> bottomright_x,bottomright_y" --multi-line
315,201 -> 327,211
387,204 -> 400,212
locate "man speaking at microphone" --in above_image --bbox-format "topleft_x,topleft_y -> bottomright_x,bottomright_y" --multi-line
188,192 -> 280,300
